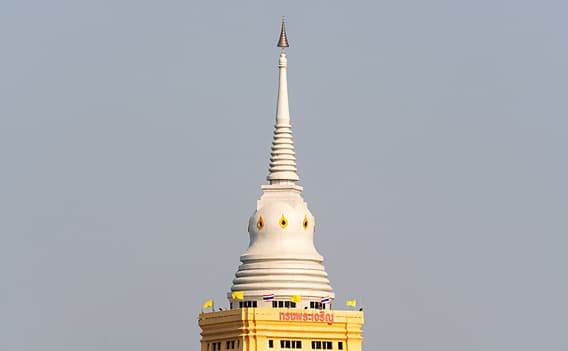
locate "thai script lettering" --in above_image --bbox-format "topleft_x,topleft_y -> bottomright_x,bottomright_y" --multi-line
279,311 -> 334,324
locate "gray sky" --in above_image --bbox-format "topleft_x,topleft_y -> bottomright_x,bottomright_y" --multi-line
1,1 -> 567,350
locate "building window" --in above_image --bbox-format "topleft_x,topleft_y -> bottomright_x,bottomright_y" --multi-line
226,340 -> 236,349
279,340 -> 302,349
268,340 -> 274,348
311,341 -> 333,349
272,300 -> 298,308
239,300 -> 258,308
310,301 -> 326,310
338,342 -> 343,350
312,341 -> 320,349
281,340 -> 292,348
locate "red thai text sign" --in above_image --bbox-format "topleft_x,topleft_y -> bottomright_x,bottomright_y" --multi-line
279,311 -> 334,324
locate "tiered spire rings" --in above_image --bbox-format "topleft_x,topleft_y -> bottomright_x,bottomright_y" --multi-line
267,17 -> 299,185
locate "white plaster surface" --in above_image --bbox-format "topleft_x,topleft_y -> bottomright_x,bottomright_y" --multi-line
230,48 -> 334,303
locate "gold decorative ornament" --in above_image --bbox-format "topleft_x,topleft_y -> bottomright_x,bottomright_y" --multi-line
279,214 -> 288,228
257,216 -> 264,230
277,17 -> 289,48
303,215 -> 309,229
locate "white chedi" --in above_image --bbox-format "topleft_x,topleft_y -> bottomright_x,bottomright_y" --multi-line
246,191 -> 318,259
231,185 -> 334,300
229,21 -> 334,306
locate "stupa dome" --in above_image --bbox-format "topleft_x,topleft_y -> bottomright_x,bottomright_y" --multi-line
245,198 -> 318,259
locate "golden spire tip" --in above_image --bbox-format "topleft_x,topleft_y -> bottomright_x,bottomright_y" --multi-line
277,16 -> 289,48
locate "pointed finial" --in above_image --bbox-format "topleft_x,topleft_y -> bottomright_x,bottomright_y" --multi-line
277,16 -> 289,48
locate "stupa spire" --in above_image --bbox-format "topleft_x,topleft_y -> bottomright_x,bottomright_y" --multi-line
229,18 -> 334,304
267,17 -> 299,185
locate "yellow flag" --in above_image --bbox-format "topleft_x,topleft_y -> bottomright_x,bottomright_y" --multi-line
345,299 -> 357,307
202,299 -> 213,309
291,295 -> 302,303
232,291 -> 244,300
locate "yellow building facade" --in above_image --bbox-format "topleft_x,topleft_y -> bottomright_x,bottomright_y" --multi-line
198,19 -> 364,351
199,309 -> 363,351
